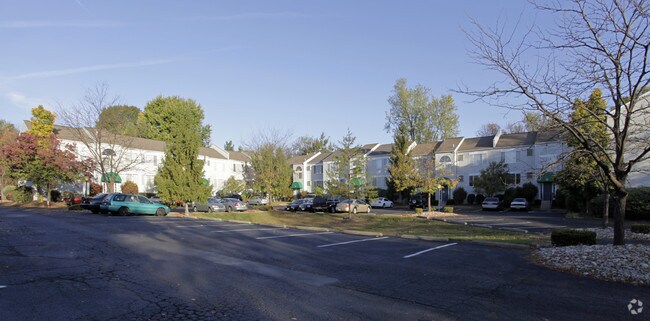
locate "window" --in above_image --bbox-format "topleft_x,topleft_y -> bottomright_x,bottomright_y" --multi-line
527,148 -> 534,156
500,151 -> 517,164
457,154 -> 464,161
469,175 -> 480,186
313,165 -> 323,174
526,172 -> 534,179
295,166 -> 303,172
233,164 -> 236,172
299,173 -> 303,179
506,173 -> 521,185
440,155 -> 452,163
470,153 -> 485,165
307,166 -> 311,171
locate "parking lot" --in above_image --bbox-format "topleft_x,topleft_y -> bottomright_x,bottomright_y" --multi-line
1,207 -> 647,320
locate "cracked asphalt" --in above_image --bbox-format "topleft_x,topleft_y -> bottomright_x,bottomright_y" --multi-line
0,207 -> 648,321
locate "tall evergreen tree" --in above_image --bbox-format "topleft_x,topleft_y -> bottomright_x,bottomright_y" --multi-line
387,124 -> 418,201
139,96 -> 212,147
325,129 -> 369,217
224,140 -> 235,151
251,144 -> 293,203
154,104 -> 212,215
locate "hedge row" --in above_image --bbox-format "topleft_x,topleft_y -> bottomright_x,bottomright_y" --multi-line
551,229 -> 597,247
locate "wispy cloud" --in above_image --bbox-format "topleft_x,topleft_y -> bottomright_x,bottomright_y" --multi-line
5,59 -> 176,82
180,12 -> 309,22
0,20 -> 124,28
75,0 -> 93,15
3,90 -> 46,111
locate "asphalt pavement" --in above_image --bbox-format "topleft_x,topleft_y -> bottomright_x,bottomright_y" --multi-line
0,207 -> 647,321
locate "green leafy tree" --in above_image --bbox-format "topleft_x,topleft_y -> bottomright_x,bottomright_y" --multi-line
473,161 -> 509,197
416,157 -> 457,210
139,96 -> 212,147
3,133 -> 93,206
97,105 -> 141,136
0,120 -> 19,201
291,132 -> 333,155
464,0 -> 650,245
154,107 -> 212,215
555,89 -> 610,217
385,78 -> 460,144
219,176 -> 245,196
224,140 -> 235,151
251,144 -> 293,202
387,124 -> 418,201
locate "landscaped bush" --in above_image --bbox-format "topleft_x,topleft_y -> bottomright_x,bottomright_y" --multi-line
553,189 -> 567,209
475,194 -> 485,205
452,187 -> 467,205
503,187 -> 518,208
415,208 -> 423,214
631,224 -> 650,234
551,229 -> 597,247
446,199 -> 455,205
121,181 -> 138,194
2,185 -> 16,201
68,204 -> 83,211
13,186 -> 34,203
521,182 -> 538,204
590,188 -> 650,220
467,193 -> 476,205
442,206 -> 454,213
50,190 -> 62,202
565,194 -> 582,213
263,205 -> 274,211
89,183 -> 102,196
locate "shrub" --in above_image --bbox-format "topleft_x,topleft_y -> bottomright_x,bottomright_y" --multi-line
551,229 -> 597,247
14,186 -> 34,203
68,204 -> 83,211
415,208 -> 423,214
565,194 -> 582,213
631,224 -> 650,234
446,199 -> 455,205
553,189 -> 567,209
475,194 -> 485,205
2,185 -> 16,201
503,187 -> 518,208
452,187 -> 467,205
442,206 -> 454,213
50,190 -> 62,202
626,187 -> 650,220
121,181 -> 138,194
467,193 -> 476,205
263,205 -> 274,211
521,182 -> 538,204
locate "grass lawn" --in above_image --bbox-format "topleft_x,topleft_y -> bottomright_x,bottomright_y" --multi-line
193,211 -> 545,245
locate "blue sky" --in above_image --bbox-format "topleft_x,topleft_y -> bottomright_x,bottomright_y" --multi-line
0,0 -> 541,149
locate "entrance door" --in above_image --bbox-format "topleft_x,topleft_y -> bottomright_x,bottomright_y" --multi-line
542,183 -> 553,201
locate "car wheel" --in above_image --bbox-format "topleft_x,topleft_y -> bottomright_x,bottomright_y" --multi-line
352,207 -> 357,214
382,204 -> 386,208
193,206 -> 197,212
118,207 -> 129,216
228,206 -> 233,212
155,208 -> 166,216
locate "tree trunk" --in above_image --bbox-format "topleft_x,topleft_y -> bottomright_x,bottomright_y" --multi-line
184,202 -> 189,216
602,191 -> 609,229
612,191 -> 627,246
427,193 -> 432,213
46,184 -> 51,207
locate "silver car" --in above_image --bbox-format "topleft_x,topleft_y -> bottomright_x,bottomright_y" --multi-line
192,197 -> 226,213
335,199 -> 371,214
482,197 -> 502,211
220,198 -> 248,212
247,196 -> 269,206
509,198 -> 530,211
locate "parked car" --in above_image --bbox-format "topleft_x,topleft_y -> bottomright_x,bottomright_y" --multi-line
285,199 -> 306,212
149,196 -> 162,203
298,198 -> 314,212
482,197 -> 502,211
220,198 -> 248,212
64,194 -> 83,205
80,193 -> 109,213
335,199 -> 371,214
192,197 -> 226,213
247,196 -> 269,206
509,198 -> 530,211
100,193 -> 170,216
370,197 -> 394,208
409,193 -> 433,209
311,196 -> 340,213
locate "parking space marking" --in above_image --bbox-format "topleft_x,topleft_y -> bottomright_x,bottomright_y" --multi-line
256,232 -> 334,240
317,236 -> 389,248
491,221 -> 532,226
0,285 -> 6,289
403,243 -> 458,258
212,228 -> 286,233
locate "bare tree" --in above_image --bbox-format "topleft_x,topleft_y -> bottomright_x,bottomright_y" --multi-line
57,83 -> 143,192
461,0 -> 650,245
476,122 -> 502,136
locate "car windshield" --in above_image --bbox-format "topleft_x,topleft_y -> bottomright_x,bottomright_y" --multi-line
512,198 -> 526,202
485,197 -> 499,202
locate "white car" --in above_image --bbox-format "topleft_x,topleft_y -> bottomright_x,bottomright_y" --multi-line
370,197 -> 394,208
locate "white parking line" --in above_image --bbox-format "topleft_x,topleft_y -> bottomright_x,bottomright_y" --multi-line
256,232 -> 334,240
317,236 -> 388,248
212,228 -> 286,233
0,285 -> 6,289
403,243 -> 458,258
491,221 -> 532,226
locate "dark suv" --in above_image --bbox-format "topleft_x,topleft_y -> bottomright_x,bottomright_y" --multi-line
409,193 -> 434,209
311,196 -> 340,213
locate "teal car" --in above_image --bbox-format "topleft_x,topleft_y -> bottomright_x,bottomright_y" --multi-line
100,193 -> 170,216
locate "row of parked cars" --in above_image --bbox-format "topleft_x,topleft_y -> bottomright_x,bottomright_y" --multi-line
284,197 -> 395,214
80,193 -> 171,216
481,197 -> 530,211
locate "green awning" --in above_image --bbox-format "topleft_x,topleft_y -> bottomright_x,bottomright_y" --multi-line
290,181 -> 303,189
537,172 -> 554,183
101,172 -> 122,183
201,178 -> 209,186
350,178 -> 364,186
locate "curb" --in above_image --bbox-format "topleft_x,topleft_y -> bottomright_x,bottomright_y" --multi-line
293,226 -> 330,232
400,235 -> 450,242
342,230 -> 383,237
224,219 -> 253,225
457,240 -> 530,250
